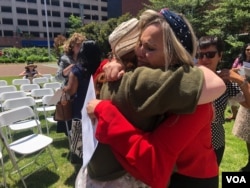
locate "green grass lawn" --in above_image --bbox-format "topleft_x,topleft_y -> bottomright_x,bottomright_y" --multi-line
0,77 -> 248,187
219,108 -> 248,188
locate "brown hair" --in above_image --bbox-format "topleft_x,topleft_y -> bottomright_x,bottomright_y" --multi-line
63,33 -> 86,56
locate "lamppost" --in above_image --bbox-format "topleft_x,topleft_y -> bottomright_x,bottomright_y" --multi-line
79,3 -> 85,25
44,0 -> 51,60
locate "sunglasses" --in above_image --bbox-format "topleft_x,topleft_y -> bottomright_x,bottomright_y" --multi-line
196,51 -> 217,59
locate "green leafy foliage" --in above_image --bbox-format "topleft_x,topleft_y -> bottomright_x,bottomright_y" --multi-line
0,47 -> 57,64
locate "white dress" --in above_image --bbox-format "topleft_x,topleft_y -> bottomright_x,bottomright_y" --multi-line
75,166 -> 149,188
232,105 -> 250,143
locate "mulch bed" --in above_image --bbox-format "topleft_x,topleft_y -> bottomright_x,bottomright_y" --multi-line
0,63 -> 58,77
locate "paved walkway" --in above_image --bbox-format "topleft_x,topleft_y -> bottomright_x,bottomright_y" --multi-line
0,63 -> 58,77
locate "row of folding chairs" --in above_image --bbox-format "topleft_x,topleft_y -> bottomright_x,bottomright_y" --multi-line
0,81 -> 61,92
13,77 -> 57,87
0,84 -> 60,108
0,89 -> 55,128
0,105 -> 57,188
1,75 -> 57,87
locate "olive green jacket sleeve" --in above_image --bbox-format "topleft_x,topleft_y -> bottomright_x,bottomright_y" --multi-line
100,64 -> 203,131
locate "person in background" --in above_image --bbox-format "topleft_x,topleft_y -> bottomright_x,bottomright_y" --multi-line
77,9 -> 226,188
55,32 -> 86,86
197,37 -> 250,166
232,43 -> 250,172
55,32 -> 86,135
19,62 -> 42,82
227,44 -> 250,120
62,40 -> 101,164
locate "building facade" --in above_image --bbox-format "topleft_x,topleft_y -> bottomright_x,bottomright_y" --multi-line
122,0 -> 149,16
107,0 -> 121,18
0,0 -> 108,48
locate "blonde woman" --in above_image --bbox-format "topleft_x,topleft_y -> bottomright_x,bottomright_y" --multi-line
55,32 -> 86,86
55,33 -> 86,135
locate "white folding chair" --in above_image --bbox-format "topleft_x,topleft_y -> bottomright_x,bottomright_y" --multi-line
0,86 -> 17,95
36,95 -> 57,135
42,74 -> 52,80
30,88 -> 54,104
0,91 -> 27,112
0,106 -> 57,188
32,77 -> 49,87
12,78 -> 30,86
0,91 -> 26,102
2,97 -> 41,140
0,85 -> 17,111
50,76 -> 57,82
0,80 -> 7,86
43,82 -> 62,92
20,83 -> 40,96
0,144 -> 6,188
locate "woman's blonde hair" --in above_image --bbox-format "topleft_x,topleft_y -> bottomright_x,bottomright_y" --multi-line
138,9 -> 197,70
63,32 -> 86,56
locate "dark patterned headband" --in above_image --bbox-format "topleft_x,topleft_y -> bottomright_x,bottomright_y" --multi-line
160,8 -> 193,54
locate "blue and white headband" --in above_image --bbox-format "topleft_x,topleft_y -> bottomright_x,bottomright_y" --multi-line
160,8 -> 193,54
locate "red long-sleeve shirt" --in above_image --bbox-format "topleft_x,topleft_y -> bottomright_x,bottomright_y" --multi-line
94,100 -> 218,188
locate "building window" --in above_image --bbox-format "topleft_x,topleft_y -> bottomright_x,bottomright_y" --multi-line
101,0 -> 108,2
63,2 -> 71,8
16,0 -> 25,2
53,22 -> 61,28
43,21 -> 51,27
44,32 -> 52,38
29,20 -> 39,26
72,3 -> 79,8
65,22 -> 70,28
3,30 -> 14,37
51,0 -> 60,6
30,32 -> 40,37
92,5 -> 98,11
84,14 -> 90,20
27,0 -> 37,3
41,0 -> 50,5
28,9 -> 38,15
102,16 -> 108,21
42,10 -> 51,16
72,13 -> 80,17
92,15 -> 98,21
2,18 -> 13,25
16,7 -> 26,14
18,19 -> 28,25
54,33 -> 61,37
1,6 -> 12,13
101,7 -> 107,12
52,11 -> 60,17
64,12 -> 72,18
84,5 -> 90,10
0,31 -> 2,37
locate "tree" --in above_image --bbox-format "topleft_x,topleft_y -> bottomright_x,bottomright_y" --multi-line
67,15 -> 83,35
78,13 -> 132,57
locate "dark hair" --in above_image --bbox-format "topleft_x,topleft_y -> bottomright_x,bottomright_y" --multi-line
77,40 -> 102,75
238,43 -> 250,64
198,36 -> 224,56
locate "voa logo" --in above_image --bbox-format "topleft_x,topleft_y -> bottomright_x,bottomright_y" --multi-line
226,176 -> 246,184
